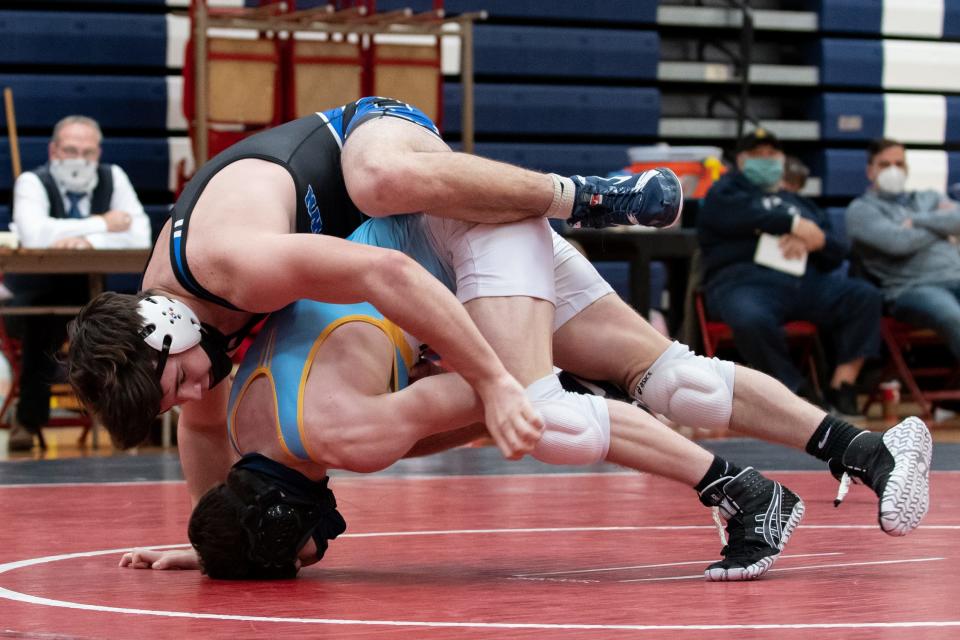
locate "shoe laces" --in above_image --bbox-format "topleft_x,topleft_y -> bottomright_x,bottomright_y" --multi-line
828,433 -> 890,505
712,472 -> 777,558
711,506 -> 727,546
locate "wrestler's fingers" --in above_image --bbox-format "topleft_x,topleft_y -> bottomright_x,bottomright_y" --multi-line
492,419 -> 527,460
493,427 -> 521,460
525,406 -> 545,433
509,419 -> 540,455
515,411 -> 543,445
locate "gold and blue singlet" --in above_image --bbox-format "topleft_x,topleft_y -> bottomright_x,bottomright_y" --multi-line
227,300 -> 416,462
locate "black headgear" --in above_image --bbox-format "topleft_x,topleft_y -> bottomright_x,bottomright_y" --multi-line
213,454 -> 347,579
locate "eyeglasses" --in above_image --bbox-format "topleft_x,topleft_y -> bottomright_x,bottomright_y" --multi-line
56,145 -> 99,161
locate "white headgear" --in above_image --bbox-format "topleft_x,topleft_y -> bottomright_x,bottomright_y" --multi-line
137,295 -> 201,355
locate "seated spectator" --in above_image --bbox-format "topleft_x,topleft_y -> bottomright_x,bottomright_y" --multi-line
5,115 -> 151,452
846,138 -> 960,362
697,129 -> 882,414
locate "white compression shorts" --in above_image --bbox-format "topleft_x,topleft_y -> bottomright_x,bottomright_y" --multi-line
424,216 -> 614,330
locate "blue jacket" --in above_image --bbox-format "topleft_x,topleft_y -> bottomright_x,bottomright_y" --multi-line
697,171 -> 848,285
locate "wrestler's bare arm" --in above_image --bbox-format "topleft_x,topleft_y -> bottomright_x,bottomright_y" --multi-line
319,371 -> 485,473
121,383 -> 233,572
176,381 -> 236,507
204,232 -> 544,460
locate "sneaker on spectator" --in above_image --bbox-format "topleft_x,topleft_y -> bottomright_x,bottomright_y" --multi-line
7,423 -> 34,452
826,382 -> 863,417
796,380 -> 828,411
698,467 -> 805,581
567,168 -> 683,230
829,417 -> 932,536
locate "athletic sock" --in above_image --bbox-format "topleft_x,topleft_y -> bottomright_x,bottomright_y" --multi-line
805,414 -> 862,462
695,456 -> 742,495
545,174 -> 575,219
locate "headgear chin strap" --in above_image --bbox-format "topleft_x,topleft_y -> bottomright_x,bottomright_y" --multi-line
198,322 -> 235,389
137,296 -> 233,388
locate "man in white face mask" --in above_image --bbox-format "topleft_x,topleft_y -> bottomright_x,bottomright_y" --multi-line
5,115 -> 151,451
846,138 -> 960,365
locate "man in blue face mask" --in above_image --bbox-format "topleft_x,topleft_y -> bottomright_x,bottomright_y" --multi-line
697,129 -> 883,416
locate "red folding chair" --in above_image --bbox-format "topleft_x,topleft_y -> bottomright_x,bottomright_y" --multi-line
0,319 -> 93,448
694,290 -> 823,392
862,317 -> 960,421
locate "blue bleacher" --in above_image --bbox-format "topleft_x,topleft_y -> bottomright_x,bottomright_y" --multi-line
144,204 -> 171,240
443,84 -> 660,137
0,11 -> 171,68
820,37 -> 960,92
472,25 -> 658,80
817,93 -> 960,143
948,5 -> 960,38
818,149 -> 871,198
816,94 -> 884,141
0,75 -> 179,133
818,0 -> 960,39
818,1 -> 883,35
0,137 -> 179,193
471,143 -> 631,177
819,39 -> 883,88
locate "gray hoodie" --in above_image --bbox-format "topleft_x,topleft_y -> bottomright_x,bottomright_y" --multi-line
845,189 -> 960,300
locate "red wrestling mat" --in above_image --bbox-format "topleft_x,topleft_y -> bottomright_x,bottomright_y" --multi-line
1,472 -> 958,640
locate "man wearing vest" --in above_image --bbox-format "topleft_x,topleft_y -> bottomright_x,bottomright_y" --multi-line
6,115 -> 151,451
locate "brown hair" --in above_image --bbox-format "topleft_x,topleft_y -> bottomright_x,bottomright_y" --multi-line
188,482 -> 258,579
867,138 -> 904,164
67,290 -> 162,449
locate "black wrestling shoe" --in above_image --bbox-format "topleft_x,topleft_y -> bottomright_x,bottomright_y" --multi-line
699,467 -> 805,581
566,168 -> 683,229
829,417 -> 932,536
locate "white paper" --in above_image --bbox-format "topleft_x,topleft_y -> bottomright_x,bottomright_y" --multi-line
753,233 -> 806,276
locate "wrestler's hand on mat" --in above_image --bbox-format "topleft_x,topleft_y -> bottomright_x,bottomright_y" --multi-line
478,375 -> 545,460
119,548 -> 200,571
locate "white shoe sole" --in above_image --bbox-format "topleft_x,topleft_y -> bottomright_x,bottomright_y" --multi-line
879,417 -> 932,536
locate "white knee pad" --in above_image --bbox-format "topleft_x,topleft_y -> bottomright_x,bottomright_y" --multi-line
525,374 -> 611,465
633,341 -> 735,431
